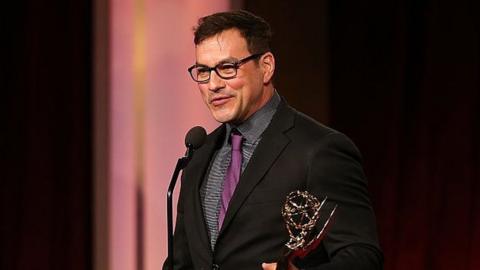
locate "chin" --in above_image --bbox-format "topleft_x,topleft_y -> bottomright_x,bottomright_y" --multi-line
211,111 -> 236,123
213,115 -> 233,123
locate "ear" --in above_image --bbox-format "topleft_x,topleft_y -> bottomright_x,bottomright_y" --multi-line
260,52 -> 275,84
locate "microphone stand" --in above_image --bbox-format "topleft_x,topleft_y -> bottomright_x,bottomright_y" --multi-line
167,145 -> 194,270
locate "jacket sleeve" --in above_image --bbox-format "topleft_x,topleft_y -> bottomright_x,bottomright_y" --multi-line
299,132 -> 383,270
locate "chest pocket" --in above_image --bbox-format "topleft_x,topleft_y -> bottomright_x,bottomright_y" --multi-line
245,187 -> 290,205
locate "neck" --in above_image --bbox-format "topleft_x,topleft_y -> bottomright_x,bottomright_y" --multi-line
231,86 -> 276,125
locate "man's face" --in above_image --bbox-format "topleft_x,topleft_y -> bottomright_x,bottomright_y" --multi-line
194,29 -> 273,124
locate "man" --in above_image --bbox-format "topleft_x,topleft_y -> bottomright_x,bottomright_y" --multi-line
166,10 -> 383,270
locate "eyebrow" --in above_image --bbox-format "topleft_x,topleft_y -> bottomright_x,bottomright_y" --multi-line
196,56 -> 239,67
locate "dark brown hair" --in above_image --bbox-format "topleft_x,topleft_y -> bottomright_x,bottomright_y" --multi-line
193,10 -> 272,54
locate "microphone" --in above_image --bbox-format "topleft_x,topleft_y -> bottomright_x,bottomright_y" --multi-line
184,126 -> 207,158
167,126 -> 207,270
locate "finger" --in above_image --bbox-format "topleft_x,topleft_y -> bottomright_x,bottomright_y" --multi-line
262,262 -> 277,270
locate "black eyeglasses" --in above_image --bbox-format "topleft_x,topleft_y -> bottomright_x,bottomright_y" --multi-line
188,53 -> 265,83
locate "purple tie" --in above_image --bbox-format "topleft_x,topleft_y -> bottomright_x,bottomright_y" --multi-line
218,131 -> 243,229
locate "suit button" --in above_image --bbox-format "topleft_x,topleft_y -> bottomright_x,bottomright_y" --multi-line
212,263 -> 220,270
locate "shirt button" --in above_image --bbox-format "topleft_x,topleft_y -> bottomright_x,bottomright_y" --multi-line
212,263 -> 220,270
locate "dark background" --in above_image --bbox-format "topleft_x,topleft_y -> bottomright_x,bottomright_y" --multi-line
2,0 -> 479,269
2,0 -> 93,269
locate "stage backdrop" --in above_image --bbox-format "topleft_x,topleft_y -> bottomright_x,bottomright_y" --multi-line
96,1 -> 229,270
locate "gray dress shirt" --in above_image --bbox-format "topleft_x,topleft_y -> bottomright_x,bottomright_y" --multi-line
200,91 -> 281,249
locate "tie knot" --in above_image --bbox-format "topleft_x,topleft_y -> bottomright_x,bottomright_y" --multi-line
230,130 -> 243,151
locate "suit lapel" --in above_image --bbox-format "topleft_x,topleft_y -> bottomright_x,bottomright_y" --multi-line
184,125 -> 225,258
218,101 -> 295,237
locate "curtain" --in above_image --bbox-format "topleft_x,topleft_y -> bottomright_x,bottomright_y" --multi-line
2,0 -> 93,269
329,1 -> 480,269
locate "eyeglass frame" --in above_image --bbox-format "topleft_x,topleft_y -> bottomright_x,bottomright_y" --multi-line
187,52 -> 266,83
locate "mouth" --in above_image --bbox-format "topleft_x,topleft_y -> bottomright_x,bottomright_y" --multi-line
210,95 -> 233,107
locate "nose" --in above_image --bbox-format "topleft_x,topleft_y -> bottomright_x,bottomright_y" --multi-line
207,70 -> 225,92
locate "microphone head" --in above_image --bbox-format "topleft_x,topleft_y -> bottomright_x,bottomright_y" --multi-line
185,126 -> 207,150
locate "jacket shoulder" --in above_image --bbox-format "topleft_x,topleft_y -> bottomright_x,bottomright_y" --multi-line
285,106 -> 362,158
288,107 -> 339,139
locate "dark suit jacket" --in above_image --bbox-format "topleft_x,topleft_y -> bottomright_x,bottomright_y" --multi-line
166,100 -> 383,270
